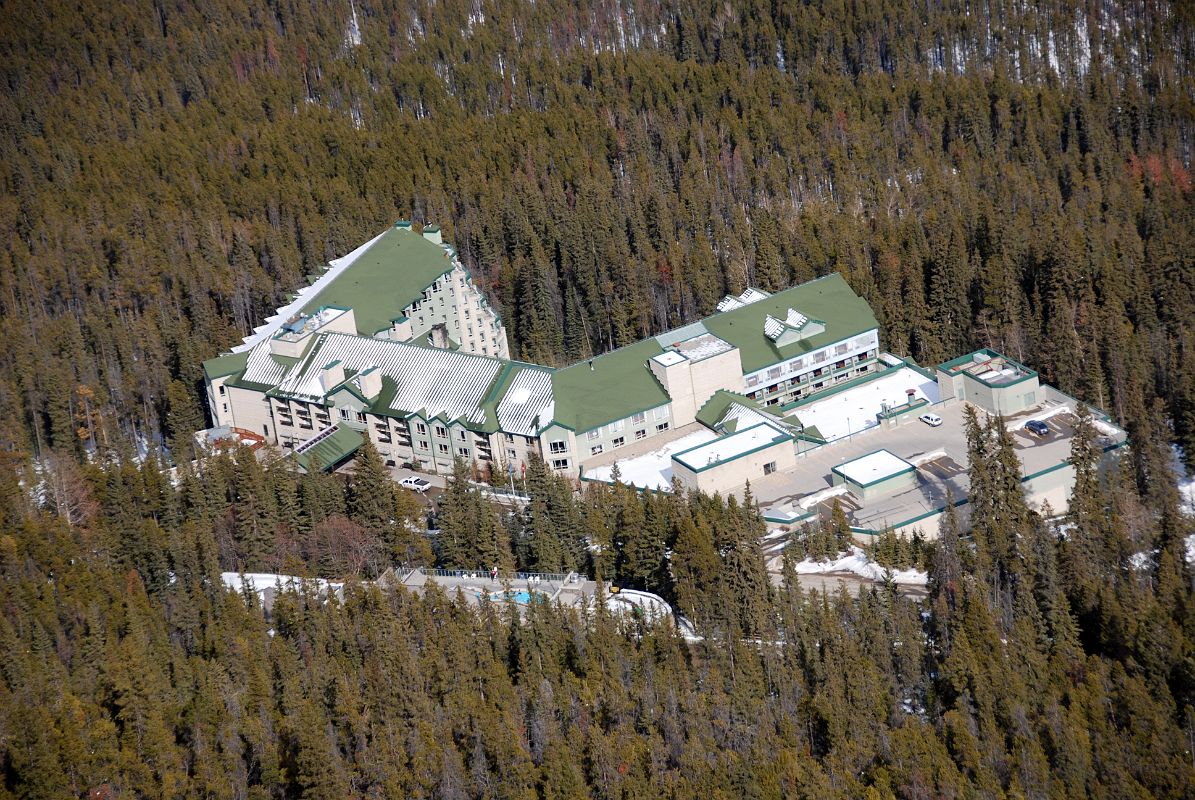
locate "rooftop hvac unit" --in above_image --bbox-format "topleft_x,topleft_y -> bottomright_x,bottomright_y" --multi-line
972,352 -> 992,364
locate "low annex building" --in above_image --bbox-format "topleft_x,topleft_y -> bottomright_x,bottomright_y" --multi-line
203,222 -> 1127,539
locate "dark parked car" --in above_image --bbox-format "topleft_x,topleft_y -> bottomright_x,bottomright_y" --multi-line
1024,419 -> 1050,437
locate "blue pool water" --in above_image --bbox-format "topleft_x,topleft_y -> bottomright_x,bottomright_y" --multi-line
475,589 -> 539,604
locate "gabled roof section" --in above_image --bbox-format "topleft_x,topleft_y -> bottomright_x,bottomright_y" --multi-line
703,273 -> 878,373
293,425 -> 364,473
695,390 -> 782,432
203,351 -> 249,380
491,364 -> 555,436
551,338 -> 670,433
301,225 -> 457,337
271,332 -> 504,425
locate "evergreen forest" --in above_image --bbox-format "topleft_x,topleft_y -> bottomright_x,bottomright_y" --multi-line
2,0 -> 1195,797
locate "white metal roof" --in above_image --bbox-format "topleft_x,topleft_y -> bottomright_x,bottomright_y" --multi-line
274,333 -> 504,424
497,368 -> 554,436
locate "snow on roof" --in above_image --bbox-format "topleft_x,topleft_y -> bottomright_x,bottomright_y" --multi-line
672,333 -> 734,362
790,366 -> 940,442
583,428 -> 718,491
719,402 -> 780,433
232,229 -> 386,353
272,333 -> 503,424
832,450 -> 913,486
652,351 -> 687,367
496,368 -> 554,436
672,422 -> 791,471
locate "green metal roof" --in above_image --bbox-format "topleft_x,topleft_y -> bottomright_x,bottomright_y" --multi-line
301,225 -> 455,337
702,273 -> 878,373
203,351 -> 249,380
550,338 -> 670,433
694,390 -> 776,430
293,425 -> 364,472
550,273 -> 875,434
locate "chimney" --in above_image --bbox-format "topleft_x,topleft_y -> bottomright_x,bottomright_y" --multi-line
319,359 -> 345,393
428,323 -> 451,350
422,224 -> 442,245
589,359 -> 594,371
357,366 -> 382,399
394,219 -> 412,230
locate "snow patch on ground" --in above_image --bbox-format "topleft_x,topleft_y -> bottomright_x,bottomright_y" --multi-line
1186,535 -> 1195,565
1006,403 -> 1070,431
1128,551 -> 1152,571
1172,446 -> 1194,516
583,428 -> 718,491
797,484 -> 850,510
222,572 -> 342,596
791,546 -> 927,586
791,367 -> 939,442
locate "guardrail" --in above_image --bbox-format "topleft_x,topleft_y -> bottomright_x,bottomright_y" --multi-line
414,567 -> 578,584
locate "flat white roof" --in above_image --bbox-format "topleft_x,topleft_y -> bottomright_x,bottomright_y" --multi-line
652,351 -> 687,367
832,449 -> 913,486
583,428 -> 718,490
673,423 -> 790,471
790,365 -> 940,442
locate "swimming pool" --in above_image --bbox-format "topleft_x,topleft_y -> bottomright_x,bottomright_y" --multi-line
474,589 -> 541,604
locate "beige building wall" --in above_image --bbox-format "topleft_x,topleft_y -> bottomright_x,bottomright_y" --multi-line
673,439 -> 796,495
575,405 -> 674,470
207,376 -> 235,427
226,385 -> 275,440
401,264 -> 509,359
648,347 -> 743,429
540,425 -> 579,473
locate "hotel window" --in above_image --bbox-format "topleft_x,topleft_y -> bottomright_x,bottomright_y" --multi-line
835,343 -> 849,355
635,429 -> 647,441
654,407 -> 669,419
458,429 -> 469,440
457,447 -> 470,457
339,408 -> 350,421
418,440 -> 429,450
745,375 -> 759,387
631,412 -> 646,424
435,425 -> 447,437
507,448 -> 517,459
354,411 -> 365,423
222,403 -> 229,413
767,367 -> 782,379
763,461 -> 777,475
549,441 -> 568,454
438,444 -> 449,454
591,445 -> 604,456
218,385 -> 226,396
587,430 -> 600,441
612,436 -> 625,448
551,458 -> 569,470
608,420 -> 623,433
415,422 -> 427,434
789,358 -> 804,371
814,351 -> 827,363
656,422 -> 670,432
